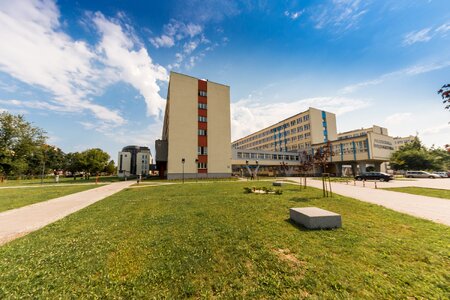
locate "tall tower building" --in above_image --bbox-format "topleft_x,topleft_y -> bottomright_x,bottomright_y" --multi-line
156,72 -> 231,179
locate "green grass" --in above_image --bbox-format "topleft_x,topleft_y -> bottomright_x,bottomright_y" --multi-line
0,182 -> 449,298
382,187 -> 450,200
0,176 -> 120,186
0,185 -> 103,212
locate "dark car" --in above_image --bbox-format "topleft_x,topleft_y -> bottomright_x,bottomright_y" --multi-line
355,172 -> 393,182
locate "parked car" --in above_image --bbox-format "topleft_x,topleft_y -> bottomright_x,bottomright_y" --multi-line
432,172 -> 449,178
405,171 -> 441,178
355,172 -> 393,182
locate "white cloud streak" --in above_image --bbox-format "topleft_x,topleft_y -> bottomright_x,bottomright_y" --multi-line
340,60 -> 450,94
384,112 -> 412,125
312,0 -> 368,32
403,22 -> 450,46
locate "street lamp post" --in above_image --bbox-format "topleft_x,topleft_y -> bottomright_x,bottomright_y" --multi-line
245,160 -> 249,180
255,160 -> 259,180
181,158 -> 185,183
195,158 -> 199,182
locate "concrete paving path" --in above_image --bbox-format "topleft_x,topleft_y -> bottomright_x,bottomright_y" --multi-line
0,181 -> 134,246
282,177 -> 450,226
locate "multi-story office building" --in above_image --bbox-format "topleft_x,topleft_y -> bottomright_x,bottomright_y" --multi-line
313,125 -> 394,175
393,135 -> 415,150
155,72 -> 231,179
117,145 -> 152,178
232,107 -> 337,152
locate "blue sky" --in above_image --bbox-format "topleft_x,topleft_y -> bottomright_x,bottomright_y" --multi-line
0,0 -> 449,160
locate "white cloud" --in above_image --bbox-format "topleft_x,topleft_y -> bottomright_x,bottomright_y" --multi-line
93,12 -> 168,118
340,60 -> 450,94
312,0 -> 368,32
284,10 -> 304,20
150,19 -> 202,48
0,0 -> 168,127
384,112 -> 412,125
421,123 -> 450,135
231,96 -> 370,140
403,22 -> 450,46
403,28 -> 432,45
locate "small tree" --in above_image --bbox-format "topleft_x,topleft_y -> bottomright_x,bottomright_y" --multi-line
297,151 -> 313,189
313,142 -> 334,197
437,84 -> 450,110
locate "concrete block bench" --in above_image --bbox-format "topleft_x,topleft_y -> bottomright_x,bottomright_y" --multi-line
290,207 -> 342,229
273,182 -> 282,186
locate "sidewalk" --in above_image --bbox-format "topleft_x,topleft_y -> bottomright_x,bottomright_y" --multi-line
0,181 -> 134,246
283,177 -> 450,226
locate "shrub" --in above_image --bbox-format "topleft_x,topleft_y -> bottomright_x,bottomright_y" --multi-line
243,187 -> 252,194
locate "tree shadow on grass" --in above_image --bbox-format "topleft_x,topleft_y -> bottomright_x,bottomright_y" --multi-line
289,196 -> 322,203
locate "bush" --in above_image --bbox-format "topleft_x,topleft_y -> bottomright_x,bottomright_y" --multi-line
275,189 -> 283,195
243,187 -> 252,194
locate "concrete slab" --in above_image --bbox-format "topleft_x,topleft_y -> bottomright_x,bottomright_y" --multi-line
290,207 -> 342,229
273,182 -> 282,186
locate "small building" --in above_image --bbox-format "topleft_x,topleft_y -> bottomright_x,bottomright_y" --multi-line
117,145 -> 152,178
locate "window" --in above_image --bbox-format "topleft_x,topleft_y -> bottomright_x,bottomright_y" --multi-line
198,116 -> 207,122
197,162 -> 207,169
198,103 -> 207,109
199,90 -> 207,97
198,129 -> 207,136
198,146 -> 208,155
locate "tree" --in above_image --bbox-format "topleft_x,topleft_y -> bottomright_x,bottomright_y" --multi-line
0,112 -> 46,177
389,136 -> 449,171
81,148 -> 110,175
104,160 -> 116,175
437,84 -> 450,110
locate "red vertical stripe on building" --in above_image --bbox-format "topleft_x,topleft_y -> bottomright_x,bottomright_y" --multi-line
198,79 -> 207,173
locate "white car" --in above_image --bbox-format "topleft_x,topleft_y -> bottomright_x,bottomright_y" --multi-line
405,171 -> 441,178
433,172 -> 449,178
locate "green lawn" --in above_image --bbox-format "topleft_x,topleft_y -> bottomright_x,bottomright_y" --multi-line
382,187 -> 450,200
0,176 -> 120,186
0,185 -> 103,212
0,182 -> 449,298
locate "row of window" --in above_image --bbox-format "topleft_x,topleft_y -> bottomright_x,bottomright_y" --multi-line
198,116 -> 207,122
232,126 -> 312,148
198,129 -> 207,136
198,146 -> 208,155
232,114 -> 310,147
237,152 -> 300,161
198,103 -> 207,109
199,90 -> 207,97
197,162 -> 207,169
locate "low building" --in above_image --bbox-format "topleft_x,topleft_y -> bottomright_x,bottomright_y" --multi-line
312,125 -> 394,175
117,145 -> 152,178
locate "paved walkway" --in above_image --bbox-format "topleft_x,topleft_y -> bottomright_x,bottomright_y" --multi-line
282,177 -> 450,226
0,181 -> 134,246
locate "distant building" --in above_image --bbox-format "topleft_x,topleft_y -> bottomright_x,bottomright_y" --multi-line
232,107 -> 337,152
117,145 -> 152,178
393,135 -> 416,150
155,72 -> 231,179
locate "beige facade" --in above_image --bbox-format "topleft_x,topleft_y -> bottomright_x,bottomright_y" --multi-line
157,72 -> 231,179
393,135 -> 415,150
232,107 -> 337,152
118,145 -> 152,178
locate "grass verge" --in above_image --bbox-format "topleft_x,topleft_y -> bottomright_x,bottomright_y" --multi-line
0,176 -> 120,186
382,187 -> 450,200
0,185 -> 103,212
0,182 -> 448,298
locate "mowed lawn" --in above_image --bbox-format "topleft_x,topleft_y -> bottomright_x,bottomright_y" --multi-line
0,182 -> 449,298
382,187 -> 450,200
0,176 -> 119,186
0,185 -> 103,212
